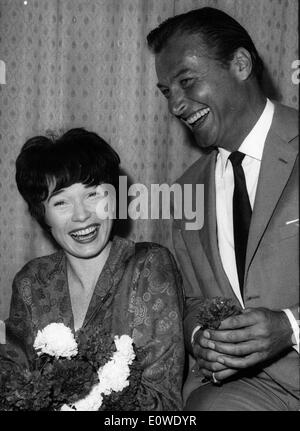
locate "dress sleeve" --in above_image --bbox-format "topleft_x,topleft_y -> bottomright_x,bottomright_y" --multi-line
0,273 -> 34,369
132,245 -> 185,411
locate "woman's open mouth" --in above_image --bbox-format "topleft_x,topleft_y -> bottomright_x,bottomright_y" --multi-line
69,224 -> 100,243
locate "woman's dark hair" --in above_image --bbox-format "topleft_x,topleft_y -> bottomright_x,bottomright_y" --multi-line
16,128 -> 120,231
147,7 -> 264,82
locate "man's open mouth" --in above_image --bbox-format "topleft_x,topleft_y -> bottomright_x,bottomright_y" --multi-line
69,224 -> 100,243
185,108 -> 210,128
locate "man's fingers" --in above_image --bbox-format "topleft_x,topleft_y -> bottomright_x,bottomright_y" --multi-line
198,346 -> 223,362
197,358 -> 228,372
218,309 -> 257,330
217,352 -> 263,369
200,367 -> 238,382
201,329 -> 261,355
209,340 -> 259,356
200,368 -> 211,380
214,368 -> 239,381
203,327 -> 254,343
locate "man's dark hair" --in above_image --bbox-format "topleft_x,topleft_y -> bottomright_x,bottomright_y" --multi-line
147,7 -> 264,81
16,128 -> 120,231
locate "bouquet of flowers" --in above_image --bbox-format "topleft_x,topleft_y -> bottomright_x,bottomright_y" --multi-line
0,323 -> 143,411
196,297 -> 241,330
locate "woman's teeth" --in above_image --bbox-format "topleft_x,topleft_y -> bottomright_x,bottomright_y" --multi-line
70,226 -> 98,240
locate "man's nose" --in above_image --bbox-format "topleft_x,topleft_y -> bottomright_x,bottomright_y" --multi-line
72,201 -> 91,222
169,90 -> 187,117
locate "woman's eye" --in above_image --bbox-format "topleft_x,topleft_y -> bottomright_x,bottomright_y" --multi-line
87,191 -> 98,198
53,200 -> 66,207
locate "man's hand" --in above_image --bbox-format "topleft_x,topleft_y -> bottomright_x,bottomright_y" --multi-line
203,308 -> 293,375
192,328 -> 239,382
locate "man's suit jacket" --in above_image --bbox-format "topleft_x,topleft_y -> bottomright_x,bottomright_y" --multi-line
173,103 -> 299,399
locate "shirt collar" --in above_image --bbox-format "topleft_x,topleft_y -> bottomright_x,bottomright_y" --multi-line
218,99 -> 275,174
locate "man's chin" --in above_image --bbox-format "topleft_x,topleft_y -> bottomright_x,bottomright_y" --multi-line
194,136 -> 217,152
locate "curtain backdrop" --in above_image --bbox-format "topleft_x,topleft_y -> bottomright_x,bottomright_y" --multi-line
0,0 -> 298,318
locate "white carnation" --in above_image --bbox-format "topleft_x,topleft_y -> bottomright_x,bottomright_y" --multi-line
61,385 -> 104,412
98,359 -> 131,392
60,334 -> 136,411
60,404 -> 75,411
33,323 -> 78,359
114,334 -> 135,364
69,385 -> 104,411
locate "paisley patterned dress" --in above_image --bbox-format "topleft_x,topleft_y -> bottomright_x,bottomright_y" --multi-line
0,236 -> 185,411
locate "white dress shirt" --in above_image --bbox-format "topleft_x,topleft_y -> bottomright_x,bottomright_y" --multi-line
215,98 -> 299,352
0,320 -> 5,344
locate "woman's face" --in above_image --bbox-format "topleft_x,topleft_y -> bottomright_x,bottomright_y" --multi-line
44,182 -> 114,259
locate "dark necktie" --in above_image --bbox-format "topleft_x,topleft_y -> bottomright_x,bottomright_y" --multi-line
228,151 -> 252,295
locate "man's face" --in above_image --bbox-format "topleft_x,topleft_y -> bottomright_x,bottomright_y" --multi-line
155,33 -> 248,151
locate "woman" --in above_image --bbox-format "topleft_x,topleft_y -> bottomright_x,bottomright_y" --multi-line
1,128 -> 184,410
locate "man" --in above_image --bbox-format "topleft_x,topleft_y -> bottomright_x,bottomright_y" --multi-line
147,7 -> 299,410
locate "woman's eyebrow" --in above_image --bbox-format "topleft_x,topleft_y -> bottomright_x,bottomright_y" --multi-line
47,189 -> 64,202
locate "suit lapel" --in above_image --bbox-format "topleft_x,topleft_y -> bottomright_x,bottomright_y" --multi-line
198,152 -> 220,272
245,105 -> 298,276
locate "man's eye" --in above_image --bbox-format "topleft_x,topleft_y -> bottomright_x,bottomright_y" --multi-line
180,78 -> 194,88
159,88 -> 170,98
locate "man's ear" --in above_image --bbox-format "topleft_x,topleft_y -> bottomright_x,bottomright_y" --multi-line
230,47 -> 253,81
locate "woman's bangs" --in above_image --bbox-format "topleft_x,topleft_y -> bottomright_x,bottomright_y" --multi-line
46,151 -> 105,196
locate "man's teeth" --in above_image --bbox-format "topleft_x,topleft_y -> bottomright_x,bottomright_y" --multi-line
187,108 -> 210,125
71,226 -> 97,237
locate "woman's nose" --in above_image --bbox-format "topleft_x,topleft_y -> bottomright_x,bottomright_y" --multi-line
71,201 -> 91,222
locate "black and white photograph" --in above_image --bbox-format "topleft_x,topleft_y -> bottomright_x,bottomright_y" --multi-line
0,0 -> 298,415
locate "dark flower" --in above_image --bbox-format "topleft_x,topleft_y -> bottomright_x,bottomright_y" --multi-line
196,297 -> 241,330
